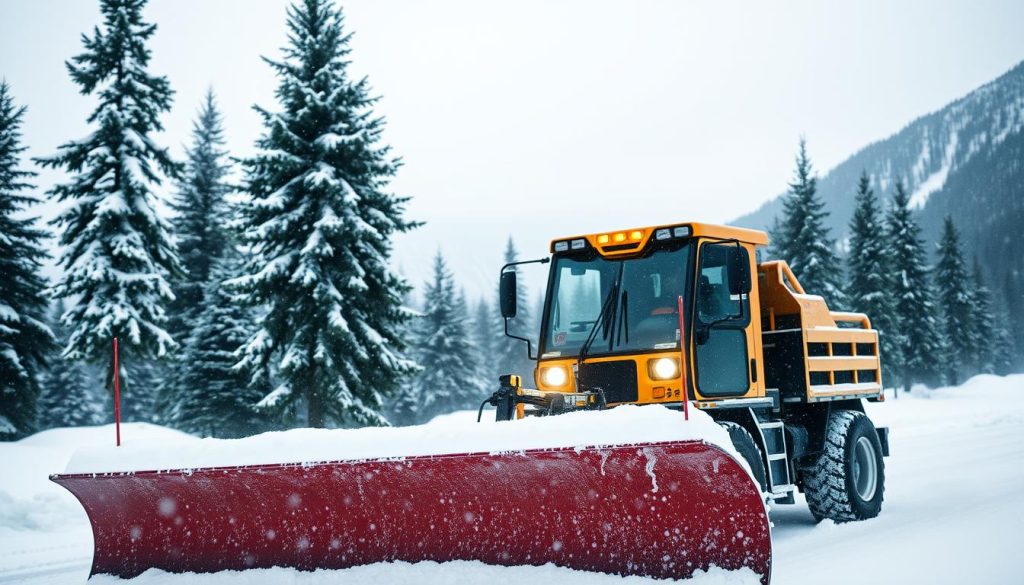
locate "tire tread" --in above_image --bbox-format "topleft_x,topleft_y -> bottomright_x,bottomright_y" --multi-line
719,421 -> 768,492
803,410 -> 866,523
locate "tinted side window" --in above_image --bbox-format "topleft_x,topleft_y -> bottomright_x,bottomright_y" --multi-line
696,329 -> 749,395
696,244 -> 750,325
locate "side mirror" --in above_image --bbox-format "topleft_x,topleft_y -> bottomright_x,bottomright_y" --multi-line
499,271 -> 518,319
727,247 -> 751,296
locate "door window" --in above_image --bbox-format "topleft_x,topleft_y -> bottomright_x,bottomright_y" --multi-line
694,243 -> 751,397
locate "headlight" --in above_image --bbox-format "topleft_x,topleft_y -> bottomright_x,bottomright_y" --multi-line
540,366 -> 569,388
648,357 -> 680,380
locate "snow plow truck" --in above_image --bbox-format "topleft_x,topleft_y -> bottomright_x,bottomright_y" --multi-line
52,221 -> 888,584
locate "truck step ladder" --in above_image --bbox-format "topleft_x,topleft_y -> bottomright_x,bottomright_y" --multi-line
752,411 -> 796,504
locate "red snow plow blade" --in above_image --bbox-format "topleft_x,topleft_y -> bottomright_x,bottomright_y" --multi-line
52,440 -> 770,583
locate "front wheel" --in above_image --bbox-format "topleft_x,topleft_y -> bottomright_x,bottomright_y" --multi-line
802,410 -> 885,523
719,422 -> 768,492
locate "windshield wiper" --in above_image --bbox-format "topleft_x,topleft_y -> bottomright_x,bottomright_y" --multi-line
577,263 -> 624,377
615,290 -> 629,347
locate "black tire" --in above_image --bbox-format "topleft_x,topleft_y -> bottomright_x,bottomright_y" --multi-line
802,410 -> 885,523
719,422 -> 768,492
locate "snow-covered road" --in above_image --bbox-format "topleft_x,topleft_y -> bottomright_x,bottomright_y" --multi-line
1,374 -> 1022,584
772,375 -> 1024,584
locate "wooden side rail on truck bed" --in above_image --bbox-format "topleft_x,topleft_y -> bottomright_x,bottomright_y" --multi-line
757,261 -> 883,403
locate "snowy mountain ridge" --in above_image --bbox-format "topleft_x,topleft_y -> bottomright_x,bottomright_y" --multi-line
734,59 -> 1024,271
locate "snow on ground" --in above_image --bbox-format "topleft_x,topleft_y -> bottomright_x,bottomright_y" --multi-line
1,374 -> 1022,584
771,374 -> 1024,584
0,424 -> 194,584
62,404 -> 737,474
89,562 -> 759,585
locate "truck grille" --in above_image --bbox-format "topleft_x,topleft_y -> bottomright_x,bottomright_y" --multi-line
578,360 -> 638,404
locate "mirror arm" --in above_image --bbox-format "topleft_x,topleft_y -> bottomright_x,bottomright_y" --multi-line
500,257 -> 550,362
504,318 -> 539,361
501,257 -> 550,274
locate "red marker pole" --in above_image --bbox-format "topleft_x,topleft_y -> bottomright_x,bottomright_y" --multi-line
677,296 -> 690,422
113,337 -> 121,447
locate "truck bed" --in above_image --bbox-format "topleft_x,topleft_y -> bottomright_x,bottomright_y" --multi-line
757,261 -> 882,403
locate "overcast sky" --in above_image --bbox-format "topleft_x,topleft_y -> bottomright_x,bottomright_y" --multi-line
2,0 -> 1024,303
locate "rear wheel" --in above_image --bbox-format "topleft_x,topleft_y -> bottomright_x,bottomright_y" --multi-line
802,410 -> 885,523
719,422 -> 767,492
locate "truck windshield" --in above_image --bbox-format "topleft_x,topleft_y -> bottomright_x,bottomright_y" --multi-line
541,242 -> 692,358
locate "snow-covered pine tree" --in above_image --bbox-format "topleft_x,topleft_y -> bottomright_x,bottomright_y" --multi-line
887,181 -> 943,391
771,139 -> 845,307
454,287 -> 486,407
934,216 -> 977,385
119,361 -> 161,422
167,89 -> 231,338
991,304 -> 1017,376
473,297 -> 496,386
1003,272 -> 1024,368
155,90 -> 235,425
845,172 -> 904,387
493,236 -> 533,381
38,301 -> 102,429
0,81 -> 54,439
232,0 -> 417,428
391,253 -> 483,425
167,251 -> 269,438
970,259 -> 996,376
35,0 -> 181,413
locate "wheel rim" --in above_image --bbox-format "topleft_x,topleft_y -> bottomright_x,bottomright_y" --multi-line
852,436 -> 878,501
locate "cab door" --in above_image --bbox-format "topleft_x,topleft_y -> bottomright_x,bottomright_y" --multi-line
692,241 -> 753,398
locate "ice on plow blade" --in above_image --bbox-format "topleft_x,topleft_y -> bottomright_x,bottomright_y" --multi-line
52,440 -> 771,583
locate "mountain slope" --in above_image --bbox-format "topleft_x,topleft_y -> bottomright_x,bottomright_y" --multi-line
734,60 -> 1024,284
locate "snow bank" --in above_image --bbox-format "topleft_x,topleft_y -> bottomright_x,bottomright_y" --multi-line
18,422 -> 194,449
0,423 -> 192,533
7,374 -> 1024,584
64,405 -> 736,474
92,560 -> 761,585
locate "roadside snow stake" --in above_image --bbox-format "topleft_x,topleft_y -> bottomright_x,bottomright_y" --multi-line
677,295 -> 690,421
113,336 -> 121,447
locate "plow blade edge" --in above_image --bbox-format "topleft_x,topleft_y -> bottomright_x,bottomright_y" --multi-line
53,440 -> 771,582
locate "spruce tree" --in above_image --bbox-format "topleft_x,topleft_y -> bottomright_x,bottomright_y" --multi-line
35,0 -> 181,409
493,236 -> 533,381
771,139 -> 845,307
38,302 -> 102,429
155,91 -> 234,426
1004,272 -> 1024,368
473,297 -> 496,386
454,287 -> 485,403
167,89 -> 231,337
969,259 -> 996,376
934,216 -> 976,385
391,253 -> 483,425
168,252 -> 269,437
0,82 -> 54,439
452,286 -> 483,409
991,304 -> 1017,376
232,0 -> 417,428
887,181 -> 943,391
846,172 -> 903,387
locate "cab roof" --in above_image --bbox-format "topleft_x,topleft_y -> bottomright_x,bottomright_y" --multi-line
550,222 -> 769,256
